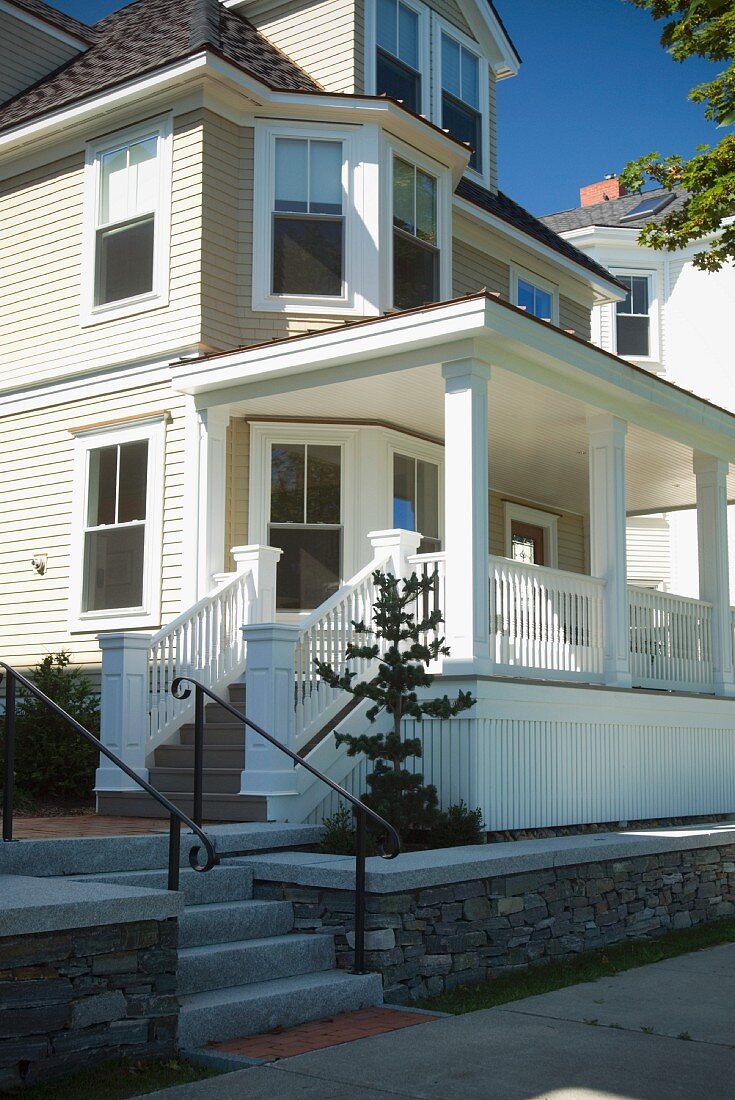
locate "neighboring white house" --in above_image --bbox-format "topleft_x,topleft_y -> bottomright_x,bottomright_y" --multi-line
2,0 -> 735,832
543,177 -> 735,599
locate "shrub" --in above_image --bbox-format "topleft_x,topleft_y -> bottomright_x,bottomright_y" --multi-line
319,803 -> 378,856
1,652 -> 100,802
430,801 -> 485,848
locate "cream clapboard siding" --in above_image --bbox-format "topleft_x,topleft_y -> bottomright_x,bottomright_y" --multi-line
452,238 -> 509,298
559,294 -> 592,341
225,418 -> 250,570
0,384 -> 187,674
0,11 -> 81,103
0,110 -> 205,389
489,491 -> 586,574
626,515 -> 671,590
201,112 -> 342,351
246,0 -> 358,92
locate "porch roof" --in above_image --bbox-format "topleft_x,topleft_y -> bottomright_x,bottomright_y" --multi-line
171,293 -> 735,517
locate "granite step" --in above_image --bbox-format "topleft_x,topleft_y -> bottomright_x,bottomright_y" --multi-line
178,933 -> 335,996
85,864 -> 254,905
178,899 -> 294,949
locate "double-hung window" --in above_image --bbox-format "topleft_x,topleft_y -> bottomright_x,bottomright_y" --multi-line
392,157 -> 439,310
269,443 -> 343,611
615,274 -> 651,357
375,0 -> 422,113
271,137 -> 345,298
440,31 -> 482,172
393,453 -> 440,553
84,118 -> 171,321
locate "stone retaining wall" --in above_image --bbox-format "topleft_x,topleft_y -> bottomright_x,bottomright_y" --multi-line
255,843 -> 735,1003
0,918 -> 178,1088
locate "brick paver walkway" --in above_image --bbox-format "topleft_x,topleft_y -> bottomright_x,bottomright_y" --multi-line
210,1007 -> 437,1061
11,814 -> 170,838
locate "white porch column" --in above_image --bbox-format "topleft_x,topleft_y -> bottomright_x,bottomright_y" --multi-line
96,633 -> 152,792
232,544 -> 282,622
588,413 -> 631,687
240,623 -> 300,796
368,528 -> 422,580
182,401 -> 229,603
441,357 -> 492,675
694,452 -> 735,695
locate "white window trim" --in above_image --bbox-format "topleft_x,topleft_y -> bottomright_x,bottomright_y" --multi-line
382,134 -> 452,312
69,416 -> 166,632
387,433 -> 444,543
510,263 -> 559,325
81,115 -> 173,327
504,501 -> 559,569
364,0 -> 431,118
431,16 -> 491,189
610,268 -> 659,364
253,121 -> 380,317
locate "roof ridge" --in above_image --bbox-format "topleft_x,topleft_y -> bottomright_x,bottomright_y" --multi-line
189,0 -> 221,52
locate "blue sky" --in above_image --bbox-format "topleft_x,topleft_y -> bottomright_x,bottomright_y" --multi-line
55,0 -> 719,215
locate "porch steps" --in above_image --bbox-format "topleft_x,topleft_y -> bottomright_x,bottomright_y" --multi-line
72,825 -> 383,1049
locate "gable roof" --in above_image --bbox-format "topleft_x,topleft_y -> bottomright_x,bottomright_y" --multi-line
456,177 -> 625,292
485,0 -> 521,66
542,187 -> 687,234
5,0 -> 93,44
0,0 -> 320,134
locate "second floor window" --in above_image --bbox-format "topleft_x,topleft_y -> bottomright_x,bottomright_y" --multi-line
95,136 -> 159,307
272,137 -> 344,298
376,0 -> 422,113
440,32 -> 481,172
616,274 -> 651,357
393,157 -> 439,310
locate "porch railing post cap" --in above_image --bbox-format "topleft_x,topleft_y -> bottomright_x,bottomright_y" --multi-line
97,632 -> 154,648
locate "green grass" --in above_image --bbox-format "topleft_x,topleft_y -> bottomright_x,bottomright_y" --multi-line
416,915 -> 735,1015
0,1057 -> 218,1100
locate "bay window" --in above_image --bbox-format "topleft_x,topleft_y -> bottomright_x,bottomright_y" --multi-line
439,31 -> 482,172
393,453 -> 440,552
392,156 -> 439,310
375,0 -> 424,113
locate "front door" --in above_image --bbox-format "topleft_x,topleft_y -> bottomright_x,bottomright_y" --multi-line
510,520 -> 546,567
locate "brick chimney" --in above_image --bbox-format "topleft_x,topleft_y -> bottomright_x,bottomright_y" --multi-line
579,174 -> 627,207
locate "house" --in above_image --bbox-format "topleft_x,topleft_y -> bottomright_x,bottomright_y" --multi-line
543,177 -> 735,601
2,0 -> 735,832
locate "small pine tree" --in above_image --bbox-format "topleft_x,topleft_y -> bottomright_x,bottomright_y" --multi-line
315,569 -> 475,839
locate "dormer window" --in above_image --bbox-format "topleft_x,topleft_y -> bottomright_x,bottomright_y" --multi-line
373,0 -> 426,114
440,31 -> 482,171
511,265 -> 559,324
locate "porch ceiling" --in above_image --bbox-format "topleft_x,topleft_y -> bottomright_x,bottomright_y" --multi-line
226,363 -> 734,517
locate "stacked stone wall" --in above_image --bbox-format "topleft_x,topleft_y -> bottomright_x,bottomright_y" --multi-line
0,918 -> 178,1088
254,844 -> 735,1002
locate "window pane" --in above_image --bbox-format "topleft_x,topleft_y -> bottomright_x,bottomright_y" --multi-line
617,315 -> 650,357
271,444 -> 305,523
617,275 -> 633,315
393,453 -> 416,530
118,440 -> 148,523
393,232 -> 438,310
535,288 -> 552,321
417,460 -> 438,538
273,217 -> 343,296
441,34 -> 461,99
398,2 -> 418,68
461,48 -> 480,109
88,445 -> 117,527
272,526 -> 341,610
83,525 -> 145,611
441,94 -> 481,171
517,278 -> 535,314
376,0 -> 396,54
376,50 -> 420,112
96,216 -> 155,305
307,445 -> 341,524
99,146 -> 128,225
310,141 -> 342,214
128,137 -> 158,217
631,276 -> 649,315
415,169 -> 436,244
275,138 -> 308,212
393,157 -> 415,234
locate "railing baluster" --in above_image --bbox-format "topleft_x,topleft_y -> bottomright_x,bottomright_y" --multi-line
2,671 -> 15,843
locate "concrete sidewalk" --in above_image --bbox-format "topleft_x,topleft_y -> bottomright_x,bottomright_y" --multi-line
143,943 -> 735,1099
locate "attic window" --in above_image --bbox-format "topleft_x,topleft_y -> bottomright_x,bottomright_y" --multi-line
375,0 -> 424,114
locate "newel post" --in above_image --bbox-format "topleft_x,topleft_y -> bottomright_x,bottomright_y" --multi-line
96,633 -> 152,792
240,623 -> 300,796
231,544 -> 282,622
368,529 -> 422,581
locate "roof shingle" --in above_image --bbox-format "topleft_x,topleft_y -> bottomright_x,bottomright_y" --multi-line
542,187 -> 687,234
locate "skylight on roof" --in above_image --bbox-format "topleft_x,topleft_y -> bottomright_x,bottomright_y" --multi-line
620,193 -> 676,223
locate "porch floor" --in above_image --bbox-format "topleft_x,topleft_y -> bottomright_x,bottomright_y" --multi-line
10,813 -> 171,838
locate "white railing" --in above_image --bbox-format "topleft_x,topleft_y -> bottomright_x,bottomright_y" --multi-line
491,556 -> 605,679
406,551 -> 447,649
294,555 -> 391,747
148,566 -> 254,749
628,586 -> 713,692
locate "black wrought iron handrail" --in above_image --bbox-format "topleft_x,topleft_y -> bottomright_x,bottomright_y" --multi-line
171,675 -> 401,973
0,662 -> 217,891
